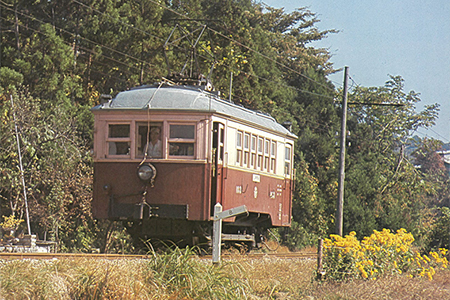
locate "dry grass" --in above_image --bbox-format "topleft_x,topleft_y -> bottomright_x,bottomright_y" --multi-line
239,256 -> 450,299
1,253 -> 450,299
305,272 -> 450,300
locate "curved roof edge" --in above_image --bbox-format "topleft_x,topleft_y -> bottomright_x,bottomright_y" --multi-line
92,84 -> 297,138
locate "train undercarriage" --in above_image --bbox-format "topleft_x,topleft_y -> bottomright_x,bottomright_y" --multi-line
123,213 -> 273,251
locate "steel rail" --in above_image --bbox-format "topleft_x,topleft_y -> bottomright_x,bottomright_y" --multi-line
0,253 -> 150,260
217,252 -> 317,259
0,251 -> 316,260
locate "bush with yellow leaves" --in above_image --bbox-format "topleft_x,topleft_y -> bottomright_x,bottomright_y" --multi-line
322,229 -> 448,281
0,215 -> 23,230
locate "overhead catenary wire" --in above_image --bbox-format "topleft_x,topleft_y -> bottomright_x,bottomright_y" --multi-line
71,0 -> 164,42
146,0 -> 336,93
415,129 -> 450,144
7,0 -> 338,102
7,5 -> 447,152
0,2 -> 157,69
76,0 -> 337,99
3,0 -> 339,109
0,14 -> 137,85
2,3 -> 338,136
344,74 -> 448,143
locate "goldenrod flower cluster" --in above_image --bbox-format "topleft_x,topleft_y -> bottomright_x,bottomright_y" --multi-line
322,229 -> 448,281
0,215 -> 24,230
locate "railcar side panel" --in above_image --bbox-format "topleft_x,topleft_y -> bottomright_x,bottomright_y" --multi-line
220,168 -> 292,227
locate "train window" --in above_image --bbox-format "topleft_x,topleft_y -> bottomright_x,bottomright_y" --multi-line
108,142 -> 130,155
169,143 -> 194,156
219,127 -> 225,161
107,124 -> 130,156
258,137 -> 263,153
243,133 -> 250,167
169,124 -> 195,157
236,131 -> 242,148
270,141 -> 277,173
264,139 -> 270,171
285,145 -> 292,176
251,135 -> 256,168
236,131 -> 243,165
109,124 -> 130,138
170,125 -> 195,139
257,137 -> 263,169
136,122 -> 163,158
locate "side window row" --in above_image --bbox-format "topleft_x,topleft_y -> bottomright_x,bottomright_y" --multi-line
236,131 -> 278,174
106,122 -> 195,158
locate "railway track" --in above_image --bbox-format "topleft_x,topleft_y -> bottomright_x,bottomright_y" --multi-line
0,251 -> 316,260
0,253 -> 150,260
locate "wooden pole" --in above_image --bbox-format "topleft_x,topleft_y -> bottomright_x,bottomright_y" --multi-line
10,94 -> 31,235
336,66 -> 349,236
317,238 -> 324,277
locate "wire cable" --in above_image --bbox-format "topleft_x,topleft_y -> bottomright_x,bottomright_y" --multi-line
70,0 -> 338,99
3,0 -> 338,104
145,0 -> 337,93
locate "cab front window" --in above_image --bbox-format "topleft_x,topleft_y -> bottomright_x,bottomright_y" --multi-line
136,122 -> 163,158
107,124 -> 130,156
168,124 -> 195,157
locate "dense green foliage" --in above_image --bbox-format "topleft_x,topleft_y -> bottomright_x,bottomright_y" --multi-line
0,0 -> 446,251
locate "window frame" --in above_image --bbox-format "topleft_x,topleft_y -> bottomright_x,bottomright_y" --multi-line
243,133 -> 250,167
257,137 -> 264,170
236,130 -> 243,166
250,135 -> 257,169
168,123 -> 196,158
106,122 -> 131,157
135,122 -> 164,158
270,141 -> 277,173
284,144 -> 292,177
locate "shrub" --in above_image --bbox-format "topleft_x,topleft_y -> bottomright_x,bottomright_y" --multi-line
322,229 -> 448,281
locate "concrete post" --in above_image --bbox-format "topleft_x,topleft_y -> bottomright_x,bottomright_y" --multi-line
212,203 -> 223,264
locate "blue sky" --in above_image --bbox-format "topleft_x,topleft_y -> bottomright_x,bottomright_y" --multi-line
262,0 -> 450,142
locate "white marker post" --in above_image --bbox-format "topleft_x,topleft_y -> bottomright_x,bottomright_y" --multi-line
212,203 -> 248,264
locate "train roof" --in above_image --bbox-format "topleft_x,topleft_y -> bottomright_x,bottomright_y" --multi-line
92,84 -> 296,138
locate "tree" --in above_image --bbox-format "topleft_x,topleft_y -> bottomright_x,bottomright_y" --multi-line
0,87 -> 93,250
342,76 -> 440,238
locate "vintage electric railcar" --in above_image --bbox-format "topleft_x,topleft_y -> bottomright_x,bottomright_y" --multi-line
91,82 -> 296,246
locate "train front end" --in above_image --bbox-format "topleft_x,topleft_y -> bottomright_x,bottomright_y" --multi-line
91,85 -> 214,242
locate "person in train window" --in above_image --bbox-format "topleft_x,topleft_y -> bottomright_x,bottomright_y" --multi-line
146,127 -> 162,158
109,141 -> 117,155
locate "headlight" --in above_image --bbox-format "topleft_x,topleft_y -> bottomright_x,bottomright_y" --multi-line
137,163 -> 157,183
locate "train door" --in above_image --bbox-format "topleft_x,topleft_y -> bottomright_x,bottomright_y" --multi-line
283,143 -> 294,225
210,122 -> 225,216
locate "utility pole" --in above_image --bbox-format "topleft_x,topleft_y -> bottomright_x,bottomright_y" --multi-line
11,94 -> 32,235
336,66 -> 349,236
334,67 -> 402,236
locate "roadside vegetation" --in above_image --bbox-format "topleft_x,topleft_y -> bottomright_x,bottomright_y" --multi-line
1,236 -> 450,299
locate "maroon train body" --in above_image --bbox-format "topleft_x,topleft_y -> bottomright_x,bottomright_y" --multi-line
91,82 -> 296,246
